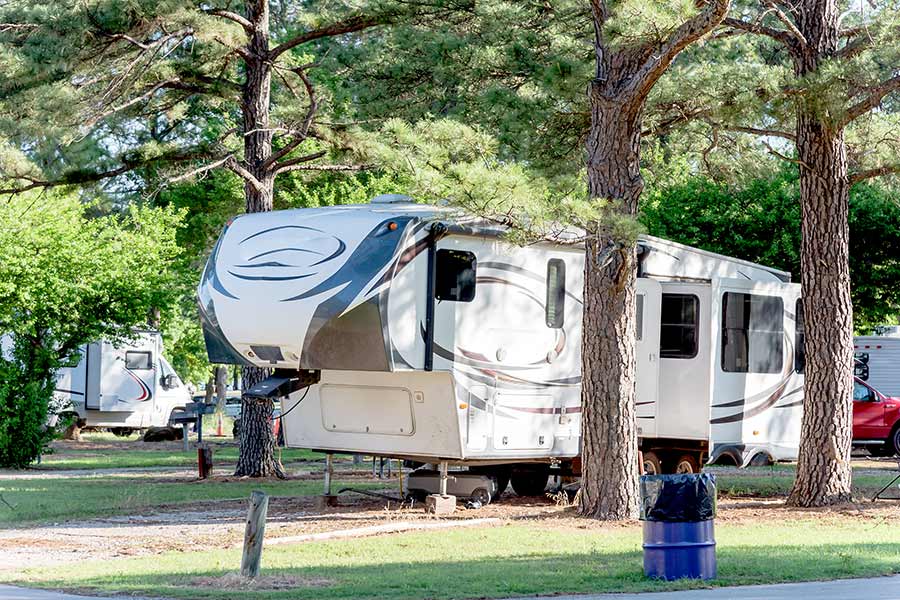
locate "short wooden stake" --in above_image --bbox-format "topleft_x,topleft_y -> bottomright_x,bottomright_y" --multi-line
240,490 -> 269,578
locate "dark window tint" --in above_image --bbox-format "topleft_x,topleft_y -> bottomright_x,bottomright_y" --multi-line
660,294 -> 699,359
795,299 -> 805,374
435,249 -> 476,302
125,351 -> 152,370
636,294 -> 644,341
722,293 -> 784,373
546,259 -> 565,328
853,380 -> 875,402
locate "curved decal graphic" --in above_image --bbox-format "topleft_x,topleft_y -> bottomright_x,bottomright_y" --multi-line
122,368 -> 152,402
710,333 -> 801,424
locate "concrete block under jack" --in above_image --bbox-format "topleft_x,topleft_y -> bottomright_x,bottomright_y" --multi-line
425,494 -> 456,515
316,494 -> 340,509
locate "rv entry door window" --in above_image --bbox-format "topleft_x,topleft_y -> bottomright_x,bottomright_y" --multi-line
722,292 -> 784,373
435,249 -> 476,302
659,294 -> 699,359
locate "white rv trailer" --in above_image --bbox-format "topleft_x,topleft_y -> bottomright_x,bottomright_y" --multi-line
854,335 -> 900,397
198,196 -> 804,492
54,331 -> 192,434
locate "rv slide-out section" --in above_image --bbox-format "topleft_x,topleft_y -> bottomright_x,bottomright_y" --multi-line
200,197 -> 804,483
55,331 -> 191,431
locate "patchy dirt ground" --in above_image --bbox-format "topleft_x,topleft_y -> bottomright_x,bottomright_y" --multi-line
4,478 -> 900,574
4,439 -> 900,575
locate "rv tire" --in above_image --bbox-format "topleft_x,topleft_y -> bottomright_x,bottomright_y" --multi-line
510,469 -> 549,497
642,451 -> 663,475
674,453 -> 701,473
471,487 -> 491,506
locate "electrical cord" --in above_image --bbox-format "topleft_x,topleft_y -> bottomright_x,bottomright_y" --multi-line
272,385 -> 310,421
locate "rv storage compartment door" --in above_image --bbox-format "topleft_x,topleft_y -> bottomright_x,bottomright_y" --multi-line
636,278 -> 662,438
493,393 -> 555,450
85,343 -> 102,410
320,384 -> 415,436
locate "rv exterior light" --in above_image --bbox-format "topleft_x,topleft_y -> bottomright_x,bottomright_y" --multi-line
459,402 -> 468,410
247,351 -> 255,358
388,221 -> 398,231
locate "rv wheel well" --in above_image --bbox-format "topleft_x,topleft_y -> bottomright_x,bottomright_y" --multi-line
710,451 -> 739,467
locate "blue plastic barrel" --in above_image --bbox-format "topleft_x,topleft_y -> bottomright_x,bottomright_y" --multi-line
642,519 -> 716,580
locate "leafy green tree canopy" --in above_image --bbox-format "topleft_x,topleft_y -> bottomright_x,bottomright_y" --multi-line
0,191 -> 182,467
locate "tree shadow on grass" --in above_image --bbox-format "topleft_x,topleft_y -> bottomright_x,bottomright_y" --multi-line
41,541 -> 900,600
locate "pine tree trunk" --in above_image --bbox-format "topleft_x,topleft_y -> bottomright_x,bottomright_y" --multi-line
235,366 -> 285,478
786,0 -> 854,507
579,91 -> 642,520
234,0 -> 283,479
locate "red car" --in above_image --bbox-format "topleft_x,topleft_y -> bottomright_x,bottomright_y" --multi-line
853,377 -> 900,457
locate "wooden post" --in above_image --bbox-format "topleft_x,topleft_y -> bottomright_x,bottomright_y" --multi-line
240,490 -> 268,578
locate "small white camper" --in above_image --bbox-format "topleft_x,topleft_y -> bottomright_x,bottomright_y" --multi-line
54,331 -> 192,434
199,197 -> 804,495
854,335 -> 900,397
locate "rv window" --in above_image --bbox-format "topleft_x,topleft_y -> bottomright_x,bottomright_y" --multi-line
636,294 -> 644,341
659,294 -> 699,359
721,293 -> 784,373
125,351 -> 153,370
435,249 -> 476,302
546,259 -> 565,328
795,299 -> 805,374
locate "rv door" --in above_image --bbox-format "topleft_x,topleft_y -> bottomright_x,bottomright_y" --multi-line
636,278 -> 662,438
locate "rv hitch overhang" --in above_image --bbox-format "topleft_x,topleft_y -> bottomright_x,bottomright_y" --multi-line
244,369 -> 321,399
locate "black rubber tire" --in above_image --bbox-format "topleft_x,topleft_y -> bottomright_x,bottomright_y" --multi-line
643,451 -> 663,475
673,453 -> 701,473
890,426 -> 900,456
471,487 -> 492,505
748,452 -> 772,467
510,470 -> 549,497
109,428 -> 134,438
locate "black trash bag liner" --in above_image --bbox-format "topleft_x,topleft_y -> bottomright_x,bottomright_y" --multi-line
639,473 -> 716,522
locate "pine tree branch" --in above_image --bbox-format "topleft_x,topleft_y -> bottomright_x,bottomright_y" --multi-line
628,0 -> 730,101
274,150 -> 327,174
842,74 -> 900,128
0,151 -> 218,195
275,163 -> 369,174
224,158 -> 268,195
849,164 -> 900,185
721,124 -> 796,140
167,154 -> 234,184
206,9 -> 253,31
269,14 -> 388,60
721,16 -> 796,48
761,0 -> 806,48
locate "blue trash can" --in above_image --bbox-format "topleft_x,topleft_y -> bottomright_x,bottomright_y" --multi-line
640,473 -> 717,580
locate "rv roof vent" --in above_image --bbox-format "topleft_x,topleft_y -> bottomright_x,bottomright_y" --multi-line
371,194 -> 414,204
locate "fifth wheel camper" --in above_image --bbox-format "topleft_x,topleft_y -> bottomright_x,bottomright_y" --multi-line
199,195 -> 804,499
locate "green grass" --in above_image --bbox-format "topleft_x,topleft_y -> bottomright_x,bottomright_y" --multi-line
35,446 -> 326,471
7,520 -> 900,599
712,465 -> 899,498
0,476 -> 380,527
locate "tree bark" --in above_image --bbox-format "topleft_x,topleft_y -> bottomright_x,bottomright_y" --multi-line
235,366 -> 285,477
579,90 -> 643,520
787,1 -> 853,506
233,0 -> 283,479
